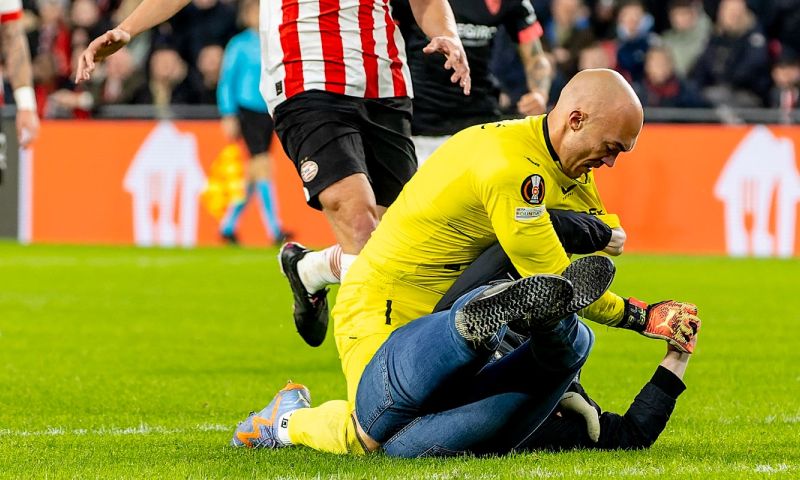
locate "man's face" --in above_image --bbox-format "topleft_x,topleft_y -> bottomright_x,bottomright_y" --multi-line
718,0 -> 747,33
618,4 -> 645,37
772,64 -> 800,88
645,50 -> 674,85
669,6 -> 696,32
558,111 -> 641,178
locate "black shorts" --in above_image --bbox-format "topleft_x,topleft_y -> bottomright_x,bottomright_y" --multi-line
238,107 -> 274,156
273,90 -> 417,210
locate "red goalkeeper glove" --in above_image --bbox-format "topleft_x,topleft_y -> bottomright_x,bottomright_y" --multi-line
620,298 -> 701,353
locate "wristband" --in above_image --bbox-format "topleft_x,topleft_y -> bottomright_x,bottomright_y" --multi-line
13,86 -> 36,111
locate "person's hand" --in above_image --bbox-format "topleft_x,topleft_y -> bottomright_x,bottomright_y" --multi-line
517,91 -> 547,116
16,109 -> 39,148
423,35 -> 471,95
75,27 -> 132,83
221,116 -> 240,142
624,299 -> 701,353
603,227 -> 626,256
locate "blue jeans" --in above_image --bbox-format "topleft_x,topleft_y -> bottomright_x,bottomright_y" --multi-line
354,285 -> 594,458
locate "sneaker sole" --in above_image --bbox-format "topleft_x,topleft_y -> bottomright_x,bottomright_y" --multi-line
562,256 -> 616,312
456,275 -> 573,342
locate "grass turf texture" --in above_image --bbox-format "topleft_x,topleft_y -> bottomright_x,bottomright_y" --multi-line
0,243 -> 797,479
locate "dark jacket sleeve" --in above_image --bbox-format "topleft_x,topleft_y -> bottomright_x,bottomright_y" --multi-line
518,366 -> 686,451
548,209 -> 613,255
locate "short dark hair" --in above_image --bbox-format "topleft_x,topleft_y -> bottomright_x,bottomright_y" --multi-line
668,0 -> 696,10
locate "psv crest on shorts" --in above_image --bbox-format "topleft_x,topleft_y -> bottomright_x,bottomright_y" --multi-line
521,174 -> 545,205
300,158 -> 319,183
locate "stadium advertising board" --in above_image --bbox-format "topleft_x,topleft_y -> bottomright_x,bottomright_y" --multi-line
20,120 -> 800,257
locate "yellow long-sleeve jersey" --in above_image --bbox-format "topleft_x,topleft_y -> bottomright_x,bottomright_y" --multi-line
336,115 -> 624,340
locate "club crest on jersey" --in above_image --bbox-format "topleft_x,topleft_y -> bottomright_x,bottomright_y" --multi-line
300,158 -> 319,183
521,174 -> 545,205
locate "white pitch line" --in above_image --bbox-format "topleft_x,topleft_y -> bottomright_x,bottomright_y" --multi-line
0,423 -> 230,437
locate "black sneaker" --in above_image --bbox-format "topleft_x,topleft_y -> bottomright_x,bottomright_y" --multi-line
278,242 -> 329,347
454,275 -> 574,344
561,255 -> 616,312
221,232 -> 239,245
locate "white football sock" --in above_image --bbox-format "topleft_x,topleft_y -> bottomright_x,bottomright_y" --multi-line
297,245 -> 341,293
340,253 -> 357,282
276,410 -> 295,445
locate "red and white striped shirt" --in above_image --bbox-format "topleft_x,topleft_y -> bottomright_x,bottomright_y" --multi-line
0,0 -> 22,23
261,0 -> 413,111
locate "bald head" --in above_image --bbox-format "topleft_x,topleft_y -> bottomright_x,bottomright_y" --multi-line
547,69 -> 644,178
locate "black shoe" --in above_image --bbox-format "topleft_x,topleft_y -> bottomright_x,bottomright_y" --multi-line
561,255 -> 616,312
221,232 -> 239,245
454,275 -> 574,344
278,242 -> 329,347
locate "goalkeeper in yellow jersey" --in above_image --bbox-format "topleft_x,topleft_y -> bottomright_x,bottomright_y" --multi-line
230,69 -> 700,455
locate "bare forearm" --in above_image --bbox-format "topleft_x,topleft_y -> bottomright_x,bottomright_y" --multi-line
519,40 -> 552,95
659,349 -> 691,381
1,21 -> 33,90
118,0 -> 191,37
409,0 -> 458,39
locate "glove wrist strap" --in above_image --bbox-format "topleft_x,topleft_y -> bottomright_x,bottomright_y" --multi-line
619,297 -> 649,332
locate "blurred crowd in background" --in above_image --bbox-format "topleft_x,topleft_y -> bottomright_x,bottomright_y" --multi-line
2,0 -> 799,119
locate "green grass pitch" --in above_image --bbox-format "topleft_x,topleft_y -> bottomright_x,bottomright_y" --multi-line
0,243 -> 798,479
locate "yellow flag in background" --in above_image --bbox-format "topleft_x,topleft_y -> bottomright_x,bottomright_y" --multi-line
202,144 -> 247,220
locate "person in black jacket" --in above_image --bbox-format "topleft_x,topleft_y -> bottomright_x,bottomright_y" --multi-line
636,46 -> 708,108
690,0 -> 771,107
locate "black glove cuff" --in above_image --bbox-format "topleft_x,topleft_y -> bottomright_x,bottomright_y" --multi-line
619,298 -> 648,332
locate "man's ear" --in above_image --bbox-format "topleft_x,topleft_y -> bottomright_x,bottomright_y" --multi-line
568,110 -> 586,132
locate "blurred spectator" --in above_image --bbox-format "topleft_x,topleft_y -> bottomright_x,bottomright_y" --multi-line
196,44 -> 222,104
691,0 -> 770,107
169,0 -> 236,66
90,47 -> 144,105
635,46 -> 708,107
769,46 -> 800,123
543,0 -> 595,81
661,0 -> 712,77
71,0 -> 111,41
586,0 -> 616,39
767,1 -> 800,54
30,0 -> 71,79
578,42 -> 614,70
614,0 -> 654,83
132,45 -> 198,107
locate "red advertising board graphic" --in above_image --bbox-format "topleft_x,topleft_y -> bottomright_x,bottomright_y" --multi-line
27,121 -> 800,256
30,120 -> 336,247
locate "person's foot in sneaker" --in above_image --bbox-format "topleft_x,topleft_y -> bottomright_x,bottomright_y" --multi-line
231,382 -> 311,448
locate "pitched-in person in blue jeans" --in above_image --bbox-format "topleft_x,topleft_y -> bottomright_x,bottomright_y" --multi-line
354,255 -> 699,457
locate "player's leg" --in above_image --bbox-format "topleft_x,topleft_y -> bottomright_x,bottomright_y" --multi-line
219,182 -> 252,244
273,92 -> 376,346
240,109 -> 286,244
